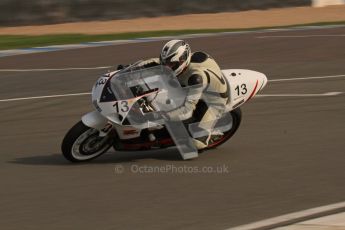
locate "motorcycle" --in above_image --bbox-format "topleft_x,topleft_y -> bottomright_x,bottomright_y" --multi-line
61,63 -> 267,162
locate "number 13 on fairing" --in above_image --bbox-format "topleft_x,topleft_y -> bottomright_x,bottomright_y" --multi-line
113,101 -> 130,113
235,84 -> 247,96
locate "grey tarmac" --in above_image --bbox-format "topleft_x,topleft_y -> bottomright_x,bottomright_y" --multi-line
0,27 -> 344,230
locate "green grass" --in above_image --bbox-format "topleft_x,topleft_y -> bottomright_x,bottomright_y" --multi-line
1,21 -> 344,50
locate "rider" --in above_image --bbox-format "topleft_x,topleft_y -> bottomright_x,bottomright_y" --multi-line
131,40 -> 230,149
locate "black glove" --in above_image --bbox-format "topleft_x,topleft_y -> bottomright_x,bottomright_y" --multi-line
117,64 -> 125,70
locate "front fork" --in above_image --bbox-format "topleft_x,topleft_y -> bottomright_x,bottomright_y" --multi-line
81,111 -> 113,137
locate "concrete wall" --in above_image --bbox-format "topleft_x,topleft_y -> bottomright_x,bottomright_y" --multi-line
312,0 -> 345,7
0,0 -> 311,26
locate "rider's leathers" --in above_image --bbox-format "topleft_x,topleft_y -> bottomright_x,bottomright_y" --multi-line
139,52 -> 229,149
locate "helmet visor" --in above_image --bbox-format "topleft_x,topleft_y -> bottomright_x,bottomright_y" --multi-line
161,55 -> 180,71
165,61 -> 180,71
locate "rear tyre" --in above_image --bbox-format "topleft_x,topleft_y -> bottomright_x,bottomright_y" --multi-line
204,108 -> 242,150
61,121 -> 113,163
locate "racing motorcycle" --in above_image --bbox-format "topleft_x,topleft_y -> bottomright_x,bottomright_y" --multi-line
61,63 -> 267,162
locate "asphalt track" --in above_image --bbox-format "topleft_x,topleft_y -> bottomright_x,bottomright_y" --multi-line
0,27 -> 344,230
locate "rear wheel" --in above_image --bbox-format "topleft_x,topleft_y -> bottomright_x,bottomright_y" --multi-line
61,121 -> 113,162
204,108 -> 242,150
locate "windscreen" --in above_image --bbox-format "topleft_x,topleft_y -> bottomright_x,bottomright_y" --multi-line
110,65 -> 187,111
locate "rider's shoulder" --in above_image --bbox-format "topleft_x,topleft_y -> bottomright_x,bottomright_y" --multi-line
190,52 -> 210,63
187,74 -> 203,86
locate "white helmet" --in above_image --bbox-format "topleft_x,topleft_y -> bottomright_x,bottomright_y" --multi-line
160,40 -> 191,76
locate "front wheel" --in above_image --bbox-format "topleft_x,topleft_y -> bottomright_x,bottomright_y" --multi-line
61,121 -> 113,162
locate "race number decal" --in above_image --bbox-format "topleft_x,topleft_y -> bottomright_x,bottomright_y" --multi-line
113,101 -> 130,113
235,84 -> 247,96
95,78 -> 107,87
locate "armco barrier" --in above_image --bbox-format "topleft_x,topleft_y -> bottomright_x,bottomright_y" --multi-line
0,0 -> 311,26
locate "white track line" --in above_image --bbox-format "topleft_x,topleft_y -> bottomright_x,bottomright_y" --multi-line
0,66 -> 112,72
0,92 -> 90,102
257,34 -> 345,39
0,92 -> 342,103
0,24 -> 344,58
269,74 -> 345,82
0,68 -> 345,83
0,74 -> 344,103
229,201 -> 345,230
257,92 -> 343,97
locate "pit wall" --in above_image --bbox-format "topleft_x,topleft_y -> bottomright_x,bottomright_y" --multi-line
312,0 -> 345,7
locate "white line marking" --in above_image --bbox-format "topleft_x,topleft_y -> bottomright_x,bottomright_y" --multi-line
0,66 -> 112,72
0,92 -> 90,102
0,74 -> 344,102
257,34 -> 345,38
257,92 -> 343,97
229,201 -> 345,230
0,24 -> 344,58
269,74 -> 345,82
0,92 -> 342,103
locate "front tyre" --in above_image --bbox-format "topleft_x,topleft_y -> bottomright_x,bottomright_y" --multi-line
61,121 -> 113,162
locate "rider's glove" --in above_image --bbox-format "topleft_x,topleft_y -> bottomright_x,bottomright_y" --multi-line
117,64 -> 130,70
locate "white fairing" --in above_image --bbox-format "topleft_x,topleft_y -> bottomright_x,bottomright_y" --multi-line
81,110 -> 111,137
83,67 -> 267,141
86,70 -> 143,139
222,69 -> 267,110
82,110 -> 108,129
